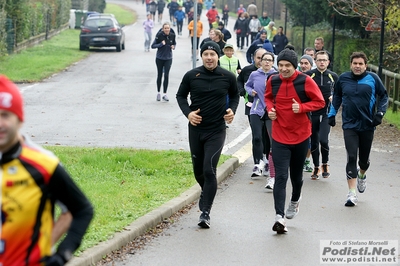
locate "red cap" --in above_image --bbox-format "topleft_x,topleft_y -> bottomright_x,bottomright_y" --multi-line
0,75 -> 24,121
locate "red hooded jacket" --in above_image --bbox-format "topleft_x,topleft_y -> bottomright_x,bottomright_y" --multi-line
265,70 -> 325,144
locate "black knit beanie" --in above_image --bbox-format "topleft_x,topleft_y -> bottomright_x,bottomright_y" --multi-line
200,41 -> 221,57
277,48 -> 298,68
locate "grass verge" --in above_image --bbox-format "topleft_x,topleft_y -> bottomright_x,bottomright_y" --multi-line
384,107 -> 400,128
0,3 -> 136,82
47,146 -> 230,253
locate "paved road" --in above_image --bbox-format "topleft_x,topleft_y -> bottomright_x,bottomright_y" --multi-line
19,0 -> 251,156
18,1 -> 400,265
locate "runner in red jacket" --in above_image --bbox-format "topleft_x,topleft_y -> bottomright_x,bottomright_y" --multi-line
264,49 -> 324,234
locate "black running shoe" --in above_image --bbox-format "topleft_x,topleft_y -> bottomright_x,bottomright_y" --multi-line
198,212 -> 210,229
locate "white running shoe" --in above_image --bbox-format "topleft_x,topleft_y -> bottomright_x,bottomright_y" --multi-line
286,196 -> 301,219
251,165 -> 262,177
345,192 -> 358,207
265,178 -> 274,191
357,172 -> 367,193
272,215 -> 287,234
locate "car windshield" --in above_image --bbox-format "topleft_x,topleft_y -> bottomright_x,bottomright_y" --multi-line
85,19 -> 113,28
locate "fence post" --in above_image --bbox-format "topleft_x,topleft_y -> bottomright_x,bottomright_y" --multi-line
394,74 -> 399,113
6,18 -> 14,54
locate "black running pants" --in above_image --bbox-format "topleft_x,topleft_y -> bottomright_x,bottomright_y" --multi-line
343,129 -> 374,178
189,127 -> 226,213
311,114 -> 331,167
155,58 -> 172,93
272,138 -> 308,217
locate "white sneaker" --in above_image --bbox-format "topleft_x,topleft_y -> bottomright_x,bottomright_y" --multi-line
272,215 -> 287,234
286,196 -> 301,219
265,178 -> 274,191
251,165 -> 262,177
357,171 -> 367,193
345,192 -> 358,207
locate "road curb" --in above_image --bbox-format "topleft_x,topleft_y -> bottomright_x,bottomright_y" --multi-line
68,157 -> 240,266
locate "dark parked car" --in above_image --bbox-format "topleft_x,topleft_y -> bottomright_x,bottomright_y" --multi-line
79,14 -> 125,52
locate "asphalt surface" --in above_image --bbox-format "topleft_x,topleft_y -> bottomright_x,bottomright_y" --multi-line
18,1 -> 400,265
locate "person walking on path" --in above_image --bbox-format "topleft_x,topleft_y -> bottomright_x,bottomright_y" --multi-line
0,75 -> 94,265
259,11 -> 271,27
219,43 -> 241,76
246,29 -> 274,64
328,51 -> 388,207
176,42 -> 239,229
245,51 -> 276,178
237,4 -> 246,16
204,0 -> 213,10
148,0 -> 158,20
168,0 -> 179,26
206,5 -> 218,31
151,22 -> 176,102
248,14 -> 261,44
272,26 -> 288,55
265,21 -> 277,41
222,4 -> 230,26
234,12 -> 249,50
314,37 -> 333,70
188,16 -> 203,60
157,0 -> 166,23
174,5 -> 186,36
305,51 -> 339,180
143,13 -> 154,52
218,21 -> 231,42
247,2 -> 258,16
265,49 -> 325,234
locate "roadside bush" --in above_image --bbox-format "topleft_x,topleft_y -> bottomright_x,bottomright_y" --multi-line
1,0 -> 71,53
89,0 -> 106,13
290,23 -> 383,75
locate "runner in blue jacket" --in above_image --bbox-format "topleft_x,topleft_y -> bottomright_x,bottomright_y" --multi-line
328,52 -> 388,207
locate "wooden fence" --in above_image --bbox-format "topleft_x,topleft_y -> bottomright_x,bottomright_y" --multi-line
368,64 -> 400,113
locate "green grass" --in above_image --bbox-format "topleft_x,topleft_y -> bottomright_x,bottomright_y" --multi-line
46,146 -> 230,253
104,3 -> 136,26
0,3 -> 136,82
384,107 -> 400,128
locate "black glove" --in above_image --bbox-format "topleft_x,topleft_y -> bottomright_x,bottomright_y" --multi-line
40,253 -> 67,266
328,116 -> 336,127
372,113 -> 383,126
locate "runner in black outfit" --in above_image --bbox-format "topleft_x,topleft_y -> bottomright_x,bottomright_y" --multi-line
305,50 -> 339,180
176,42 -> 239,229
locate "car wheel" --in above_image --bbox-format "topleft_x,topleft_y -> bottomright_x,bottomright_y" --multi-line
79,43 -> 86,51
116,42 -> 122,52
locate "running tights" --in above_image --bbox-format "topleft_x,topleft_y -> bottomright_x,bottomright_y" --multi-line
189,127 -> 226,213
155,58 -> 172,93
343,129 -> 374,179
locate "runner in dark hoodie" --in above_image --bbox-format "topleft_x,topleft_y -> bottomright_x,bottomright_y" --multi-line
151,22 -> 176,102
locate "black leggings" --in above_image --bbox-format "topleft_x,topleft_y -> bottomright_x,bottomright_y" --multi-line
155,58 -> 172,93
249,114 -> 270,164
343,129 -> 374,179
177,20 -> 183,34
311,114 -> 331,167
272,138 -> 308,217
236,35 -> 245,49
189,127 -> 226,213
